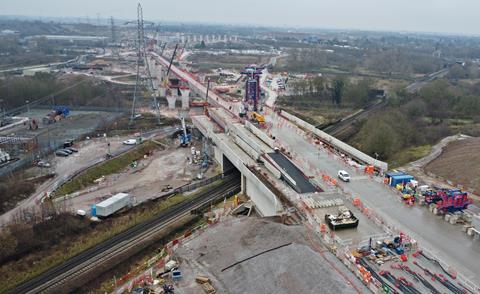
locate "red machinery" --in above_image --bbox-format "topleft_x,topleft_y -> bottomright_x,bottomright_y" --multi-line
424,189 -> 472,214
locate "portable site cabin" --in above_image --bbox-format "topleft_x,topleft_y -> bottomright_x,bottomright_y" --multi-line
94,193 -> 131,217
385,172 -> 414,187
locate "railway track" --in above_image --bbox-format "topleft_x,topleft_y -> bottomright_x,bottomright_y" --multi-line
9,174 -> 241,294
321,99 -> 387,140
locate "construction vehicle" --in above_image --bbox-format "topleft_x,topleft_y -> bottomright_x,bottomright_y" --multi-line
42,106 -> 70,124
179,117 -> 191,147
422,188 -> 471,215
249,112 -> 265,124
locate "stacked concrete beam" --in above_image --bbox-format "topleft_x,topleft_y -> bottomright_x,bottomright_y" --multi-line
245,121 -> 276,148
233,136 -> 261,161
192,116 -> 282,216
281,110 -> 388,172
230,124 -> 263,156
263,157 -> 282,179
208,108 -> 230,132
191,116 -> 211,138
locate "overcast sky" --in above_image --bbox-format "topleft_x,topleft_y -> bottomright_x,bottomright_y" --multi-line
0,0 -> 478,35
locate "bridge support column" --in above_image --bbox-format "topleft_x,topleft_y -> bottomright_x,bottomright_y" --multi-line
166,94 -> 177,109
181,88 -> 190,110
241,175 -> 247,194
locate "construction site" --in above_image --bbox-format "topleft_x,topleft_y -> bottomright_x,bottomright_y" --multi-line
1,2 -> 480,294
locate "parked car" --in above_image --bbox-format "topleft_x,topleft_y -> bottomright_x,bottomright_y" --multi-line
63,139 -> 74,148
66,147 -> 78,153
123,139 -> 137,145
37,161 -> 51,168
338,170 -> 351,182
60,148 -> 73,154
55,150 -> 69,157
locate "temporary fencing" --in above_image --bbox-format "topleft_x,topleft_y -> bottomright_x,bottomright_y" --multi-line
114,206 -> 242,294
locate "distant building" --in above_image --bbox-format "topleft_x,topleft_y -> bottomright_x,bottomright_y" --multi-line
23,67 -> 51,76
24,35 -> 107,44
0,29 -> 18,36
369,89 -> 387,99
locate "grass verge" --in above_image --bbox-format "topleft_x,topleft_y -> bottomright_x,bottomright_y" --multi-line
98,114 -> 179,137
388,145 -> 432,168
55,140 -> 161,197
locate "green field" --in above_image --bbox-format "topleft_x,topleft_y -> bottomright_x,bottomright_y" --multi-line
55,140 -> 162,197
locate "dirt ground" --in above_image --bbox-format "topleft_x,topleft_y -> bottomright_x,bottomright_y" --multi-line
169,217 -> 368,294
64,142 -> 218,212
424,137 -> 480,195
0,135 -> 134,225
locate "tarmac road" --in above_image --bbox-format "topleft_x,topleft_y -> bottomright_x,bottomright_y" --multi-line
268,111 -> 480,283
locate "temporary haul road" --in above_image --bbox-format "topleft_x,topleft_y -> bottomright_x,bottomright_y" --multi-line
152,53 -> 480,284
10,174 -> 241,294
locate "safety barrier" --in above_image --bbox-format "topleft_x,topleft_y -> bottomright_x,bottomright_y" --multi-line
277,110 -> 388,172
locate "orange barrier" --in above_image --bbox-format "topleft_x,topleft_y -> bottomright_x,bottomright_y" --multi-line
320,223 -> 327,233
353,198 -> 361,206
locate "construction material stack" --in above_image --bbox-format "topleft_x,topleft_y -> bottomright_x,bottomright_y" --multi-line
325,206 -> 359,230
196,275 -> 216,294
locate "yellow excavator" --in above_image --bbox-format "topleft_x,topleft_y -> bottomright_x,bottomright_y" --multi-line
249,112 -> 265,124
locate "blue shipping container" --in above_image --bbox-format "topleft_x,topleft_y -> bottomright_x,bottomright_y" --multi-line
390,174 -> 414,187
91,204 -> 97,217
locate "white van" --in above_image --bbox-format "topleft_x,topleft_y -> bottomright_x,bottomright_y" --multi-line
338,170 -> 351,182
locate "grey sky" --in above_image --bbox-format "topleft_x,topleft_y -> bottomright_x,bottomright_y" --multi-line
0,0 -> 478,35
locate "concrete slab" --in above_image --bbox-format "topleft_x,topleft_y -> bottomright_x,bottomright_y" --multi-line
174,217 -> 369,294
309,193 -> 384,244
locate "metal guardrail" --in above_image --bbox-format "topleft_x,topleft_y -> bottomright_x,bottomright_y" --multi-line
174,168 -> 238,194
33,105 -> 129,113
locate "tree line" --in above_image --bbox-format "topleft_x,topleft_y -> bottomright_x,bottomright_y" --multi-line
0,73 -> 131,111
288,76 -> 377,108
353,78 -> 480,161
